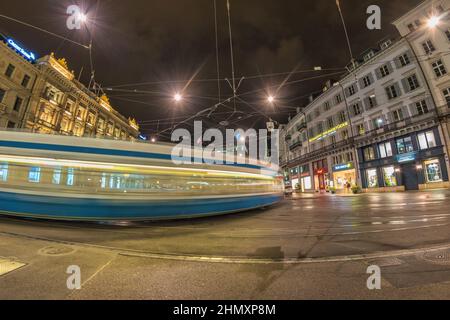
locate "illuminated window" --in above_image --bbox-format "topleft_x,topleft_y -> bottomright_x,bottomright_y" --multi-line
0,164 -> 8,182
379,142 -> 393,158
67,168 -> 74,186
366,169 -> 378,188
417,131 -> 437,150
52,168 -> 62,185
383,166 -> 397,187
363,146 -> 376,161
396,137 -> 414,154
424,159 -> 443,183
28,167 -> 41,183
357,124 -> 365,135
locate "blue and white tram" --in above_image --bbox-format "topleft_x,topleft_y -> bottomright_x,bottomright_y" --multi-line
0,131 -> 283,221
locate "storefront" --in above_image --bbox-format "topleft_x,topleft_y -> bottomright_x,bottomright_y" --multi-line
289,167 -> 299,190
314,168 -> 329,191
332,162 -> 356,191
358,128 -> 449,191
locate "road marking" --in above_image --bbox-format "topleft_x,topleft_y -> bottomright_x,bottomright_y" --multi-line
0,258 -> 26,276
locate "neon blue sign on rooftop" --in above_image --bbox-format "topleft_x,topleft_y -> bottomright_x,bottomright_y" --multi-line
6,38 -> 36,62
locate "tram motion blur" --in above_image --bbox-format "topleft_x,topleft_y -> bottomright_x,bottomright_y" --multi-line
0,130 -> 283,221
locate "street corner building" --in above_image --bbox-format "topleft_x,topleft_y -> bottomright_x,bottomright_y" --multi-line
280,0 -> 450,193
0,35 -> 140,140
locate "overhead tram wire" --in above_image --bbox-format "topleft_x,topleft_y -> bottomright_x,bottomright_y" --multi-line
0,14 -> 90,49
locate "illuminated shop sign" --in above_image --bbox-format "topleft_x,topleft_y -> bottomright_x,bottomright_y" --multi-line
309,122 -> 349,142
396,152 -> 417,163
333,162 -> 354,172
6,38 -> 36,61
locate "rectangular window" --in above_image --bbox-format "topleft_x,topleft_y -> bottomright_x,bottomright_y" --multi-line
373,118 -> 384,129
363,146 -> 376,161
386,85 -> 399,100
424,159 -> 443,182
399,54 -> 410,67
383,166 -> 398,187
432,60 -> 447,77
0,88 -> 5,102
324,101 -> 331,111
352,103 -> 362,116
416,100 -> 429,115
327,117 -> 334,129
52,168 -> 62,185
417,131 -> 437,150
407,74 -> 420,90
5,64 -> 15,78
363,76 -> 372,88
379,142 -> 393,158
367,95 -> 377,109
379,65 -> 390,77
13,96 -> 23,112
357,124 -> 365,135
0,164 -> 8,182
335,94 -> 342,104
7,121 -> 16,129
28,167 -> 41,183
392,108 -> 404,122
67,168 -> 75,186
366,169 -> 378,188
21,75 -> 31,87
422,40 -> 436,54
396,137 -> 414,154
446,29 -> 450,41
348,85 -> 356,96
338,111 -> 346,123
443,88 -> 450,107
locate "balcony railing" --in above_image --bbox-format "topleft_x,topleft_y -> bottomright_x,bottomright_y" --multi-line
287,138 -> 355,166
354,112 -> 438,142
296,122 -> 307,131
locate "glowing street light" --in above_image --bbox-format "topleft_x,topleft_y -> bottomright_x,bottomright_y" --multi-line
151,137 -> 156,143
174,93 -> 183,102
267,95 -> 275,103
79,13 -> 88,24
427,16 -> 440,29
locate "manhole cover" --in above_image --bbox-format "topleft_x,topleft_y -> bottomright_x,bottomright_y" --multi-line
0,259 -> 26,276
421,250 -> 450,265
38,245 -> 75,256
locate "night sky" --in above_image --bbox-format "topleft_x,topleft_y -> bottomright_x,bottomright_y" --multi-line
0,0 -> 422,140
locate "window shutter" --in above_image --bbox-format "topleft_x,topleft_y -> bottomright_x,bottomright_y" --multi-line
401,105 -> 410,118
387,62 -> 394,74
394,56 -> 402,69
358,77 -> 365,89
401,78 -> 410,93
375,68 -> 382,80
363,97 -> 370,111
409,103 -> 418,116
394,82 -> 402,96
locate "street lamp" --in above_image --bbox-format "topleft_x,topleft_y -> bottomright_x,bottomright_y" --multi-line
79,13 -> 88,24
267,95 -> 275,103
427,16 -> 440,29
174,93 -> 183,102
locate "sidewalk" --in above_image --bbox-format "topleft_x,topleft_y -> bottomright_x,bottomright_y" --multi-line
288,192 -> 361,200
